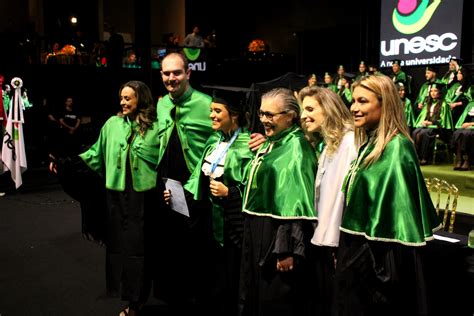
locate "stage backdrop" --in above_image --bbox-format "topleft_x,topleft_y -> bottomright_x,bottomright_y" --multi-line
379,0 -> 463,68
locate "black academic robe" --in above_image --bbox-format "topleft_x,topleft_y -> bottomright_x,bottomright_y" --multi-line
153,127 -> 214,308
239,216 -> 313,316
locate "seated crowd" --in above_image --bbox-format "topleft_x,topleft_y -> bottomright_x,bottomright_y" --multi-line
310,57 -> 473,171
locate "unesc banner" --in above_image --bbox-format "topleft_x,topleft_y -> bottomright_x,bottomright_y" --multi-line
379,0 -> 464,68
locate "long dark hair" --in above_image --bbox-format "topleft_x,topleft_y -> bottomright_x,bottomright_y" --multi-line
118,80 -> 156,135
458,67 -> 471,92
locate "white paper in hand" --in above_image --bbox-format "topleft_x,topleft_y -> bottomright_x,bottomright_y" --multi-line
163,178 -> 190,217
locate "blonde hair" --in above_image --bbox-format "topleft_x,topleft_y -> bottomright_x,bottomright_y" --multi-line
298,86 -> 353,156
351,75 -> 411,167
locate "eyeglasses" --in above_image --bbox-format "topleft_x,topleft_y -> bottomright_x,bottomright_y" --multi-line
258,110 -> 289,120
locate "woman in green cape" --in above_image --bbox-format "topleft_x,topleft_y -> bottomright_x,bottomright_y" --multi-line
450,67 -> 474,170
239,88 -> 317,316
451,100 -> 474,171
334,75 -> 440,316
446,66 -> 472,124
396,82 -> 415,132
412,82 -> 453,165
179,89 -> 254,315
80,81 -> 161,316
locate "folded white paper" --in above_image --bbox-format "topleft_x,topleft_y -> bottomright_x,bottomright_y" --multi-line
163,178 -> 190,217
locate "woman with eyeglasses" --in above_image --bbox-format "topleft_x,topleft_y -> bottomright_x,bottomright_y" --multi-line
239,88 -> 317,316
180,89 -> 254,316
299,86 -> 357,315
334,75 -> 440,316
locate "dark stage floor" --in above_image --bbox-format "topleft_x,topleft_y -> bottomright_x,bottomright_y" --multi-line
0,168 -> 176,316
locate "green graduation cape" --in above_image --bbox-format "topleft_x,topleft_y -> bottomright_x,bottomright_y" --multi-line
342,134 -> 441,246
324,83 -> 338,93
391,70 -> 407,86
156,87 -> 213,173
185,129 -> 254,245
80,116 -> 161,192
445,82 -> 461,105
455,101 -> 474,129
242,125 -> 317,219
414,100 -> 453,129
404,98 -> 415,127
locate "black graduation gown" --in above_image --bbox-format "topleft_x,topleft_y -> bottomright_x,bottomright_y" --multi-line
153,127 -> 214,308
239,216 -> 312,316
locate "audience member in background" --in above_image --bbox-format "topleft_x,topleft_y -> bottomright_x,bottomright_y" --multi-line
446,66 -> 472,124
294,73 -> 317,98
183,25 -> 205,48
337,75 -> 352,109
239,88 -> 317,316
58,96 -> 82,156
441,57 -> 462,86
335,74 -> 440,316
415,66 -> 443,114
334,65 -> 346,90
299,86 -> 356,315
323,72 -> 338,93
354,61 -> 369,82
204,29 -> 217,48
389,59 -> 408,88
123,51 -> 140,68
181,89 -> 254,316
79,81 -> 161,316
412,82 -> 453,165
452,100 -> 474,171
368,63 -> 382,75
307,73 -> 317,87
107,26 -> 125,69
397,82 -> 416,132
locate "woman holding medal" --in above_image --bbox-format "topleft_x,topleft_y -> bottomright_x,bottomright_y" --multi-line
334,75 -> 440,316
239,88 -> 317,316
180,88 -> 254,316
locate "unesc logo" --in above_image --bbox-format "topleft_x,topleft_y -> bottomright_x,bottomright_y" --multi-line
392,0 -> 442,35
381,0 -> 457,57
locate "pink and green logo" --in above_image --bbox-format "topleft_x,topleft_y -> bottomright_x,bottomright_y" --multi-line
392,0 -> 442,35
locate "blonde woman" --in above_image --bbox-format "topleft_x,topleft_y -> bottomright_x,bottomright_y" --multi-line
335,75 -> 441,316
299,86 -> 357,315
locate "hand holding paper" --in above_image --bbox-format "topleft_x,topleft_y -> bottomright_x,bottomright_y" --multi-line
162,178 -> 190,217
